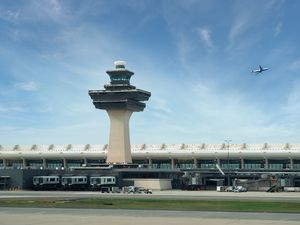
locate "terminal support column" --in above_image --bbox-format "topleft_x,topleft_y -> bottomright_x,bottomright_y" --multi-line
171,158 -> 175,169
193,158 -> 198,169
290,158 -> 294,169
42,159 -> 47,169
22,158 -> 26,168
63,158 -> 67,169
216,158 -> 220,167
148,158 -> 152,167
264,158 -> 269,169
240,158 -> 244,169
107,109 -> 133,164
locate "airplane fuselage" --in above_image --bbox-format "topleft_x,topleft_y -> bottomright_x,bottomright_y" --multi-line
252,65 -> 269,74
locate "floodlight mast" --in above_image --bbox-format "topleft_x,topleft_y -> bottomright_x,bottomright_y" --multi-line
225,139 -> 232,186
89,61 -> 151,164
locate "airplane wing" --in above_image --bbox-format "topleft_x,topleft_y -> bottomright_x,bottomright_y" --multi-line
252,65 -> 269,73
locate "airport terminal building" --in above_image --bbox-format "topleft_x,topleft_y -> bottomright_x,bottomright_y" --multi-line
0,143 -> 300,171
1,143 -> 300,191
1,62 -> 300,191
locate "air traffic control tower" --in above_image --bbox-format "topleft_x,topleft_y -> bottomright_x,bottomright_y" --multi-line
89,61 -> 151,164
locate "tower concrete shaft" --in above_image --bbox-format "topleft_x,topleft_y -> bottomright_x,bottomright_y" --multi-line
89,61 -> 151,164
107,109 -> 132,163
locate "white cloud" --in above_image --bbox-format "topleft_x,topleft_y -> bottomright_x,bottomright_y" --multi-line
283,81 -> 300,115
274,22 -> 282,36
182,79 -> 293,143
17,0 -> 69,24
14,81 -> 39,91
288,58 -> 300,71
150,97 -> 172,115
265,0 -> 286,10
176,34 -> 192,67
35,106 -> 53,113
147,97 -> 173,121
0,0 -> 66,24
47,0 -> 62,14
226,1 -> 283,52
196,27 -> 214,50
0,121 -> 103,144
0,105 -> 25,113
0,9 -> 20,22
227,16 -> 249,51
229,18 -> 247,43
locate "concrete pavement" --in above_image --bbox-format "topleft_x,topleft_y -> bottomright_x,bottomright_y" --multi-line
0,207 -> 300,225
1,190 -> 300,202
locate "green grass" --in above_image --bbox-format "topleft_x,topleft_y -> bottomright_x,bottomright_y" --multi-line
0,198 -> 300,213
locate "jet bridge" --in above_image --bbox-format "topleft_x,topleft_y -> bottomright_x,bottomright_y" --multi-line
216,164 -> 225,175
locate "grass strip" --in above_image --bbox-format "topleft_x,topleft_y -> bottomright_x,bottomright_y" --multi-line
0,198 -> 299,213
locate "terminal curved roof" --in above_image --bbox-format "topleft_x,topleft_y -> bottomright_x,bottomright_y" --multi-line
0,143 -> 300,159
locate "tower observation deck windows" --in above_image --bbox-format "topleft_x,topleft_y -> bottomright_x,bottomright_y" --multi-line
111,77 -> 130,82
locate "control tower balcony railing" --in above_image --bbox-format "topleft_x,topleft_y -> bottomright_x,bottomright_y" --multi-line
89,89 -> 150,102
92,99 -> 146,111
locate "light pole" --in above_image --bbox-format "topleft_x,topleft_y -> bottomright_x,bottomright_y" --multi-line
225,139 -> 232,187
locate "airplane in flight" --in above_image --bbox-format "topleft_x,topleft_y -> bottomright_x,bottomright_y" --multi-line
251,65 -> 269,74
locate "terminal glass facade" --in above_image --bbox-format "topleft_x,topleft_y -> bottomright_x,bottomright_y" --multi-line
244,159 -> 265,169
174,159 -> 194,169
0,160 -> 3,167
47,160 -> 63,169
27,160 -> 43,169
67,159 -> 84,168
86,159 -> 106,165
268,159 -> 290,169
197,160 -> 215,169
152,159 -> 171,169
294,160 -> 300,169
220,159 -> 241,169
133,159 -> 149,165
6,160 -> 23,169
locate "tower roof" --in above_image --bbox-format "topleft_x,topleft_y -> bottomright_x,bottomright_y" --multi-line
106,61 -> 134,85
89,61 -> 151,112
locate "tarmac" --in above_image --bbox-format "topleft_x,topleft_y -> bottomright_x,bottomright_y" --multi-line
1,190 -> 300,225
0,207 -> 300,225
1,190 -> 300,202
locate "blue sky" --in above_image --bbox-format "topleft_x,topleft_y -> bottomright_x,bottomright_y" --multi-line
0,0 -> 300,144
